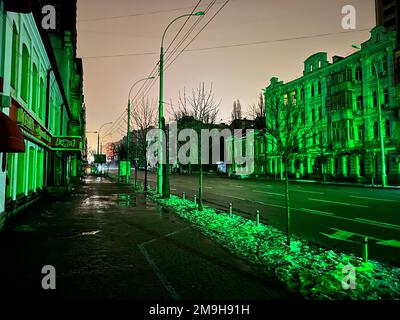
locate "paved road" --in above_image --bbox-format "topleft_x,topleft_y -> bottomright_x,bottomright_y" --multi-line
134,170 -> 400,266
0,176 -> 295,300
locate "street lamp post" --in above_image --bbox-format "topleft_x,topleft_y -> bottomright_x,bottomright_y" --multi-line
127,77 -> 155,184
353,44 -> 387,187
158,11 -> 205,197
97,122 -> 113,155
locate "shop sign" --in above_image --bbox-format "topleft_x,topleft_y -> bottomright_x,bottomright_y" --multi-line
51,136 -> 81,150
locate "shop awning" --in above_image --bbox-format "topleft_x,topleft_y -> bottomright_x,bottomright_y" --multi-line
0,112 -> 25,153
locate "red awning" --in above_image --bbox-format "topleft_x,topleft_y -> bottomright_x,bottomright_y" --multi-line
0,112 -> 25,153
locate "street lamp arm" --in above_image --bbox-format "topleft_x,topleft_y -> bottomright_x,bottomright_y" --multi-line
161,14 -> 193,49
128,77 -> 154,102
99,122 -> 113,135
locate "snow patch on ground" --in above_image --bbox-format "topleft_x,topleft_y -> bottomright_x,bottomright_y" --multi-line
150,193 -> 400,300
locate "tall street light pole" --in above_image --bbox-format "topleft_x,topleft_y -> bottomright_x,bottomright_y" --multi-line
127,77 -> 155,184
353,44 -> 387,187
97,122 -> 113,155
158,11 -> 205,197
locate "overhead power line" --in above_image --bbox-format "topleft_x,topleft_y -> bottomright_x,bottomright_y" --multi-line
77,0 -> 232,23
79,28 -> 370,60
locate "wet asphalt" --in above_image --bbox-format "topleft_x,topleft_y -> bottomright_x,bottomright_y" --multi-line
0,176 -> 297,300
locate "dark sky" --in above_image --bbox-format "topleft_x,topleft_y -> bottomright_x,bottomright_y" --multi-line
77,0 -> 375,150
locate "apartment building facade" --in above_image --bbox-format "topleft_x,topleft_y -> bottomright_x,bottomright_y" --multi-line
262,26 -> 400,185
0,0 -> 85,228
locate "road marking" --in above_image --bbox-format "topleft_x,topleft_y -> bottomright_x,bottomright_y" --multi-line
349,195 -> 400,203
308,198 -> 369,208
289,189 -> 325,195
298,208 -> 334,216
137,227 -> 190,300
329,228 -> 381,241
355,218 -> 400,231
205,187 -> 213,189
220,194 -> 247,201
376,240 -> 400,248
254,191 -> 284,197
138,244 -> 180,300
255,201 -> 286,209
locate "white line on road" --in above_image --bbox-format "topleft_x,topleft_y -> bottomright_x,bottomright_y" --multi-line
138,244 -> 180,300
289,189 -> 324,195
254,191 -> 284,197
349,195 -> 400,203
138,227 -> 190,300
220,194 -> 247,201
355,218 -> 400,231
255,201 -> 286,209
308,198 -> 369,208
298,208 -> 335,216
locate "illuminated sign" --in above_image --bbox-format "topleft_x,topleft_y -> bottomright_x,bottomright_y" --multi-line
51,136 -> 82,151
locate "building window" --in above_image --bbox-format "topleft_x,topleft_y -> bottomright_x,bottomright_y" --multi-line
11,23 -> 18,89
385,120 -> 391,139
318,81 -> 322,95
311,84 -> 315,97
283,94 -> 288,106
382,57 -> 388,75
21,44 -> 30,102
291,91 -> 297,105
318,107 -> 322,121
384,88 -> 389,105
39,78 -> 46,121
355,67 -> 362,81
32,64 -> 38,113
301,88 -> 305,100
358,125 -> 364,141
374,122 -> 379,139
332,122 -> 341,141
312,109 -> 315,122
373,90 -> 378,108
356,96 -> 363,111
348,120 -> 354,140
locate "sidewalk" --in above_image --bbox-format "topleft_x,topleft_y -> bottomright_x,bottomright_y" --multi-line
0,176 -> 296,300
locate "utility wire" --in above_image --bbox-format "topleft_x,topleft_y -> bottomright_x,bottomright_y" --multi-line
132,0 -> 218,105
77,1 -> 232,23
128,1 -> 217,109
80,28 -> 370,60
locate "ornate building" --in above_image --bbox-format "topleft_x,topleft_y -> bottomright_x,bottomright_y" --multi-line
263,26 -> 400,185
0,0 -> 85,228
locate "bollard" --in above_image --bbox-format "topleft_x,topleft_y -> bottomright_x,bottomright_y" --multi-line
194,195 -> 197,205
256,210 -> 260,226
182,192 -> 186,201
362,237 -> 369,263
229,203 -> 233,217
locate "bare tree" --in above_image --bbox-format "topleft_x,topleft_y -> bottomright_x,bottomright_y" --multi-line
131,97 -> 156,191
173,82 -> 220,211
247,93 -> 266,120
231,99 -> 242,121
265,92 -> 315,245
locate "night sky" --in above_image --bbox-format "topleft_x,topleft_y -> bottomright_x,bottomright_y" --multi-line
77,0 -> 375,151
